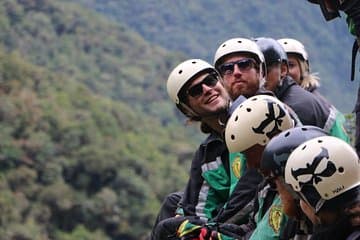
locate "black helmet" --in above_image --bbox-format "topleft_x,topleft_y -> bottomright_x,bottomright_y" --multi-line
307,0 -> 340,21
261,126 -> 328,177
254,37 -> 288,68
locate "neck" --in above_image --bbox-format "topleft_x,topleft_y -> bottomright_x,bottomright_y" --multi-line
244,145 -> 264,169
201,112 -> 227,135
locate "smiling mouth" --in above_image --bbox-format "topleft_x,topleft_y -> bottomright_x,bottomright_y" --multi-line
206,94 -> 218,104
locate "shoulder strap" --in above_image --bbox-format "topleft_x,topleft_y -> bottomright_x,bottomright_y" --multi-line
351,39 -> 359,81
346,230 -> 360,240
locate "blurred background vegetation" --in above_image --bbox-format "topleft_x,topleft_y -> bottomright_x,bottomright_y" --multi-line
0,0 -> 356,239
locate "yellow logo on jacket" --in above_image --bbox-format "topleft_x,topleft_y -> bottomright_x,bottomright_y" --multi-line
269,205 -> 282,233
231,155 -> 242,179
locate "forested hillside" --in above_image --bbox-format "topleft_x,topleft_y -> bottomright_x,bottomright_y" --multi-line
77,0 -> 357,113
0,0 -> 200,239
0,0 -> 357,239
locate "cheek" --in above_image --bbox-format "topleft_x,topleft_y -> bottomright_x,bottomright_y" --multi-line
289,68 -> 300,81
222,77 -> 232,88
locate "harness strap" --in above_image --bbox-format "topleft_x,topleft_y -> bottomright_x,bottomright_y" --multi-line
351,39 -> 359,81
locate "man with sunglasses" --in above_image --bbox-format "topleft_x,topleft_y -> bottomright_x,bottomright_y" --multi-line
213,37 -> 267,101
254,37 -> 350,142
211,37 -> 282,223
151,59 -> 263,240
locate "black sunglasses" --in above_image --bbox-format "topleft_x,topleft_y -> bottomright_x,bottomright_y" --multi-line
187,73 -> 219,98
218,58 -> 257,75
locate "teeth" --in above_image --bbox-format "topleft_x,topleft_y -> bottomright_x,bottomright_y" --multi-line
207,95 -> 217,103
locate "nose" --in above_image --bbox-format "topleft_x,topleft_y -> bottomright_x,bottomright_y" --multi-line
233,64 -> 243,75
201,83 -> 214,95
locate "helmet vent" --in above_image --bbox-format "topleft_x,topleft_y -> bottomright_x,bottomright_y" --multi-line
301,127 -> 308,131
285,132 -> 290,137
301,145 -> 307,150
338,167 -> 344,173
178,70 -> 183,74
237,40 -> 242,44
246,108 -> 251,112
231,134 -> 235,140
234,116 -> 239,121
317,140 -> 323,143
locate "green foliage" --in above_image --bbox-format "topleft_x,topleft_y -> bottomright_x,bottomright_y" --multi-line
78,0 -> 357,113
0,7 -> 196,237
0,0 -> 354,239
55,225 -> 110,240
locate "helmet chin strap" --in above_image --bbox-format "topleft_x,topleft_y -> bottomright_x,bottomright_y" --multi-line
178,102 -> 200,119
182,99 -> 231,124
199,99 -> 231,124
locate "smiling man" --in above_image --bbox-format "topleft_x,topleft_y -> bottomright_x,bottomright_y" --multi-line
151,59 -> 237,239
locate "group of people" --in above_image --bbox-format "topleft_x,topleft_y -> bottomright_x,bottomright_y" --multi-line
147,1 -> 360,239
147,35 -> 359,240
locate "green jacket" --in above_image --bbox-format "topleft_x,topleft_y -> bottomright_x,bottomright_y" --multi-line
249,185 -> 288,240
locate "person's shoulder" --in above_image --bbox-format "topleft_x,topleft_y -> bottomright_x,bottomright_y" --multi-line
286,79 -> 318,101
199,133 -> 225,150
346,230 -> 360,240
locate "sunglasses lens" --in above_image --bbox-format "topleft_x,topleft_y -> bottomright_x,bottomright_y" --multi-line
219,63 -> 235,75
187,74 -> 218,97
237,59 -> 254,70
219,59 -> 256,75
188,85 -> 202,97
203,74 -> 218,87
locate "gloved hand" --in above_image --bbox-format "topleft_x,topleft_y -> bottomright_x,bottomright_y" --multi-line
207,223 -> 248,240
177,219 -> 202,240
177,222 -> 211,240
198,227 -> 211,240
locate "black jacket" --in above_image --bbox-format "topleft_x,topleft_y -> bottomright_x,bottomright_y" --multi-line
274,76 -> 330,128
180,132 -> 230,220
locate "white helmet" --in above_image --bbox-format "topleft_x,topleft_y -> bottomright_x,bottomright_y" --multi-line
225,95 -> 294,153
167,59 -> 214,104
277,38 -> 308,61
213,38 -> 265,68
285,136 -> 360,212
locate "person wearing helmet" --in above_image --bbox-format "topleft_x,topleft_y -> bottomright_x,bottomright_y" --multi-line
203,95 -> 295,240
150,58 -> 231,240
307,0 -> 360,159
307,1 -> 360,48
212,38 -> 280,224
285,136 -> 360,240
277,37 -> 350,144
151,59 -> 262,240
277,38 -> 319,94
260,126 -> 328,239
255,37 -> 350,143
213,37 -> 268,100
212,37 -> 270,202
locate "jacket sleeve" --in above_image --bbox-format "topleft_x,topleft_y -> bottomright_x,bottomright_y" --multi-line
180,139 -> 231,221
212,168 -> 263,224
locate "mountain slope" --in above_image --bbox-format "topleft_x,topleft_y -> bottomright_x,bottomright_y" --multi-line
77,0 -> 357,113
0,1 -> 201,239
